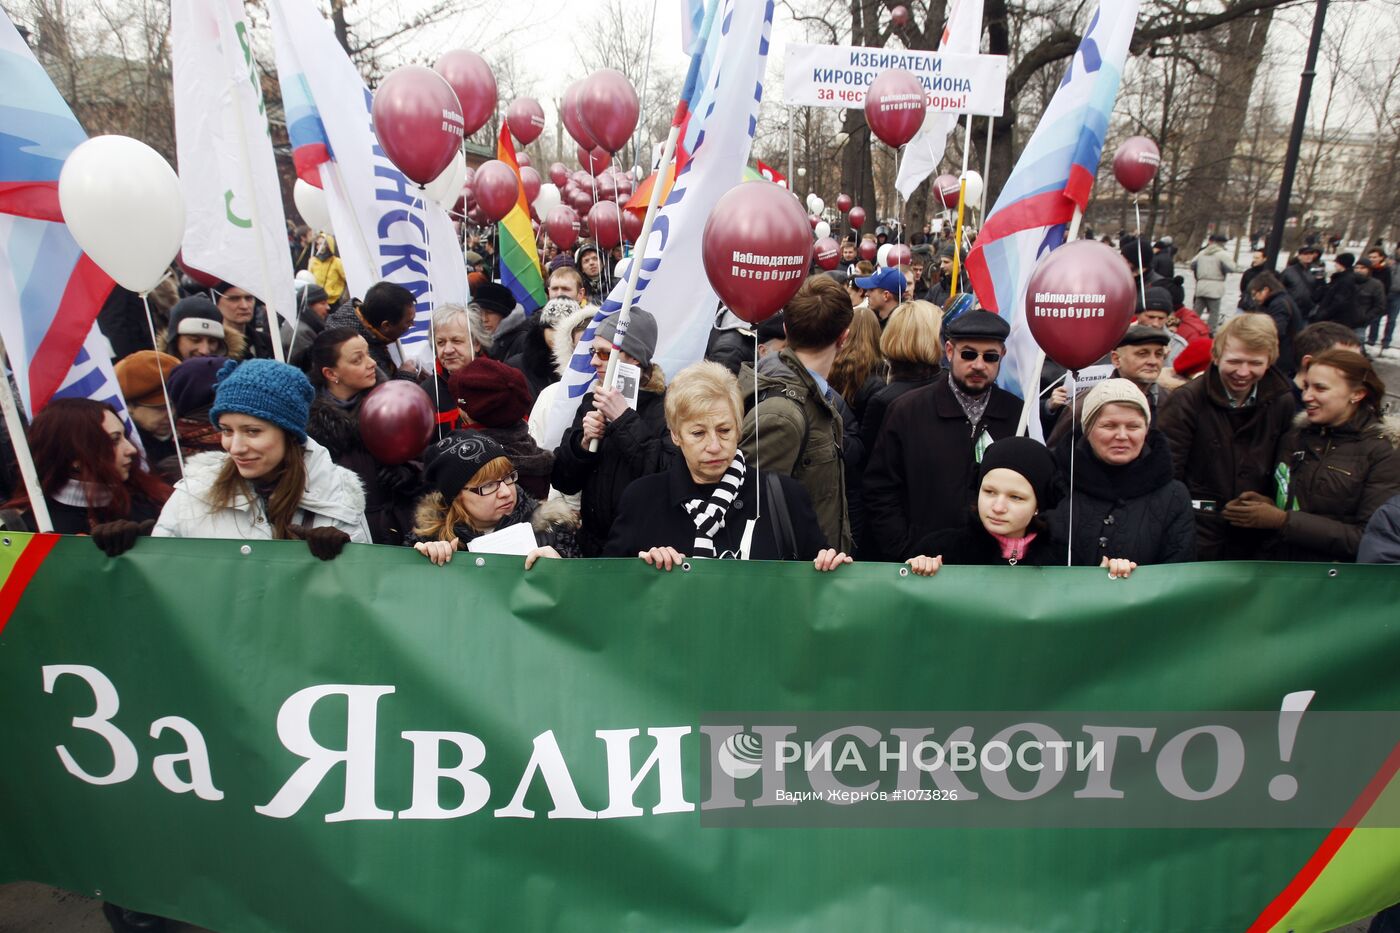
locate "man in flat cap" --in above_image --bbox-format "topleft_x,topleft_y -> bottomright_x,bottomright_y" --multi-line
1045,324 -> 1173,447
864,309 -> 1020,560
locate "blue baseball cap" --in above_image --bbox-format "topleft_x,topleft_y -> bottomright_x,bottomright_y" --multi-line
853,265 -> 906,296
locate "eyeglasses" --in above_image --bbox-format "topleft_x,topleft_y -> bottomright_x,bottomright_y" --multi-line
466,471 -> 518,497
590,347 -> 612,362
958,349 -> 1002,363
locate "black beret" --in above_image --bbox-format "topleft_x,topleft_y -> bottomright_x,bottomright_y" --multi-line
1117,324 -> 1171,347
944,309 -> 1010,341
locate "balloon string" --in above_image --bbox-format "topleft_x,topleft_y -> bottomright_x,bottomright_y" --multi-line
1065,368 -> 1076,568
1133,196 -> 1147,313
752,334 -> 762,527
138,290 -> 185,480
416,187 -> 442,428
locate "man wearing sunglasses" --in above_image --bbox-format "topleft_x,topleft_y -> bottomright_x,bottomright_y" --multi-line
864,309 -> 1020,560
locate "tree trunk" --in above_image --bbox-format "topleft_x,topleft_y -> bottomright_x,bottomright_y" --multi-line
330,0 -> 352,58
1174,10 -> 1273,252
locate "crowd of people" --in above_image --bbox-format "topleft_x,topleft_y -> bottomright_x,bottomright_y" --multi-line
7,225 -> 1400,585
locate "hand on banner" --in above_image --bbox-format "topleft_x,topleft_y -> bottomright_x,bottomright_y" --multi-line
639,546 -> 686,571
289,525 -> 352,561
905,555 -> 943,577
593,386 -> 630,422
1100,557 -> 1139,579
813,549 -> 854,572
1222,492 -> 1287,530
89,519 -> 156,557
414,538 -> 460,566
580,411 -> 607,447
524,546 -> 562,570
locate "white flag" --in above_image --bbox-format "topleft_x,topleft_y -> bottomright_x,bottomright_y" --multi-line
171,0 -> 295,340
540,0 -> 774,449
266,0 -> 466,353
895,0 -> 985,200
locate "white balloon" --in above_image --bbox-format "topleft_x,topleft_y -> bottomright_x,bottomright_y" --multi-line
614,256 -> 633,281
809,196 -> 825,215
425,152 -> 466,210
814,221 -> 831,239
293,178 -> 332,234
58,135 -> 184,293
533,182 -> 562,218
876,243 -> 893,268
960,170 -> 985,207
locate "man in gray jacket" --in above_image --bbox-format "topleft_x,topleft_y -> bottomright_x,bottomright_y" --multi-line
1189,233 -> 1237,331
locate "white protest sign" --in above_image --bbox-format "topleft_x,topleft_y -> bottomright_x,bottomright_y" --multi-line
783,44 -> 1006,116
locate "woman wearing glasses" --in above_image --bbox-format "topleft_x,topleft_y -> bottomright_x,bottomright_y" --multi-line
551,308 -> 674,556
411,431 -> 580,566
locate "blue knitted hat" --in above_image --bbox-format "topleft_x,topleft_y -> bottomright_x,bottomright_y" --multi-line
208,359 -> 315,444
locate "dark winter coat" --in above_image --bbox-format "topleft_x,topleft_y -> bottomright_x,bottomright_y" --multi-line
1281,258 -> 1323,318
704,327 -> 755,376
738,349 -> 853,554
605,457 -> 828,561
1150,247 -> 1176,282
1264,411 -> 1400,562
1157,365 -> 1300,560
858,365 -> 940,453
551,365 -> 674,556
1047,432 -> 1196,566
1357,275 -> 1388,327
1258,291 -> 1304,376
911,518 -> 1067,567
307,391 -> 423,546
488,308 -> 530,365
422,363 -> 462,443
864,372 -> 1022,561
505,316 -> 560,398
1358,494 -> 1400,564
285,303 -> 327,373
409,489 -> 581,557
1317,271 -> 1366,329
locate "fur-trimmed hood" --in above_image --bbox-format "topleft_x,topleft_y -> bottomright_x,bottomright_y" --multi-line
412,488 -> 580,542
177,438 -> 366,524
1290,409 -> 1400,447
550,307 -> 596,377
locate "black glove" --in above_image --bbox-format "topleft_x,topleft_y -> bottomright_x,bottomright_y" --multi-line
89,519 -> 156,557
376,463 -> 424,498
289,524 -> 352,561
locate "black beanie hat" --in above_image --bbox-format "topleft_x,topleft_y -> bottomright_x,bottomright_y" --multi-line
979,437 -> 1056,508
1335,253 -> 1355,270
422,431 -> 508,501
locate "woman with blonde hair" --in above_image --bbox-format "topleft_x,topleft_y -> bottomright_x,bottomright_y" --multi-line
861,299 -> 943,449
606,361 -> 851,569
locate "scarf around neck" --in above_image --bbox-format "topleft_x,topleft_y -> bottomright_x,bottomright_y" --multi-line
682,450 -> 746,558
992,530 -> 1035,563
950,378 -> 992,426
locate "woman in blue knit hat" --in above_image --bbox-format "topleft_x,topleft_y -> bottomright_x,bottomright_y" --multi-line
152,359 -> 370,558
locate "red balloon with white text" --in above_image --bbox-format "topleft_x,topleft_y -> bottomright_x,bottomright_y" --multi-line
864,68 -> 925,148
372,66 -> 464,186
1024,240 -> 1136,371
701,181 -> 813,324
432,50 -> 496,137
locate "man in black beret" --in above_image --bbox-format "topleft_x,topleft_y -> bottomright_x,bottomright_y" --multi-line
864,308 -> 1021,559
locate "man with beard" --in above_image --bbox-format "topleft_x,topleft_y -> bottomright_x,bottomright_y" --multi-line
864,310 -> 1020,560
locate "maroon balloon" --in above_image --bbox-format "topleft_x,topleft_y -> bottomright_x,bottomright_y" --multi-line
371,65 -> 465,186
848,205 -> 867,229
596,172 -> 621,202
621,209 -> 643,244
358,381 -> 436,466
885,244 -> 912,268
808,213 -> 820,230
864,68 -> 925,148
571,169 -> 593,190
933,173 -> 961,209
1024,240 -> 1136,371
473,159 -> 521,222
813,236 -> 840,271
561,80 -> 597,149
577,144 -> 611,175
701,181 -> 813,324
466,204 -> 487,226
858,239 -> 877,261
577,68 -> 640,153
177,250 -> 220,288
835,193 -> 853,213
546,206 -> 580,250
891,4 -> 910,26
588,200 -> 622,249
548,162 -> 569,187
516,152 -> 532,168
505,96 -> 546,145
519,166 -> 542,205
432,50 -> 496,137
568,189 -> 594,214
1113,135 -> 1161,194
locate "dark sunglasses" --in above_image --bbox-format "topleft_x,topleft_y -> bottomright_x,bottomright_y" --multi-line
958,349 -> 1001,363
591,347 -> 613,362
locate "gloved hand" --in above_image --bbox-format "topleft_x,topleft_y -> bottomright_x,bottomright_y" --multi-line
376,463 -> 424,498
288,524 -> 352,561
89,519 -> 156,557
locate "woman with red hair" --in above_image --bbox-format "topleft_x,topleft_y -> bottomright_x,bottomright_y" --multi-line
8,398 -> 171,548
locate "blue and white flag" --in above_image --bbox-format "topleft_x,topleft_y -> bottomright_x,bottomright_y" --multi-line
266,0 -> 466,355
963,0 -> 1139,437
541,0 -> 774,449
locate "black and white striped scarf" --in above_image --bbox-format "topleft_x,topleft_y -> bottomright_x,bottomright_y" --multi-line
682,450 -> 746,558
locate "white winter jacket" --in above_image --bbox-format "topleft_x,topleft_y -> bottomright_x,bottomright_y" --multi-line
152,439 -> 370,543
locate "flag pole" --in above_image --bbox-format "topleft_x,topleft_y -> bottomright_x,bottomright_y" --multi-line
980,115 -> 993,219
588,109 -> 683,453
0,337 -> 52,532
948,113 -> 974,299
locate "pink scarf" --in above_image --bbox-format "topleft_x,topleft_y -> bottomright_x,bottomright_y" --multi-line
991,531 -> 1036,562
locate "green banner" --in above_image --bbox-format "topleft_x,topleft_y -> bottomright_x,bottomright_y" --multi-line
2,533 -> 1399,932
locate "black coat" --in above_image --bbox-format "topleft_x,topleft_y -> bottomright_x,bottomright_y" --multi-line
864,373 -> 1022,560
605,458 -> 827,560
911,519 -> 1067,567
858,366 -> 940,453
1047,432 -> 1197,566
1258,290 -> 1304,376
1281,259 -> 1323,318
551,380 -> 675,556
1317,271 -> 1365,329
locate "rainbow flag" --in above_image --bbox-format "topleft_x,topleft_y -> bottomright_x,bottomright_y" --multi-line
495,126 -> 545,314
